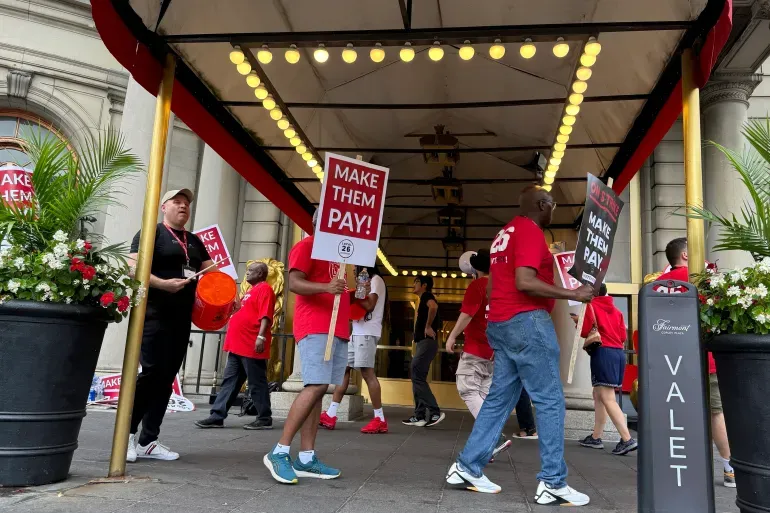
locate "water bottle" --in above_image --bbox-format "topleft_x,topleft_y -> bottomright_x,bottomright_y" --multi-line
355,268 -> 369,299
88,375 -> 99,402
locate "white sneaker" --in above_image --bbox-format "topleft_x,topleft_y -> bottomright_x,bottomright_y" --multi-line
445,462 -> 501,494
136,440 -> 180,461
126,434 -> 137,463
534,481 -> 590,506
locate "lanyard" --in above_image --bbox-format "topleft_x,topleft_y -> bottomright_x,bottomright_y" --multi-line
163,223 -> 189,265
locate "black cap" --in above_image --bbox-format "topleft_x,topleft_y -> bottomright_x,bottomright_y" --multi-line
470,248 -> 490,273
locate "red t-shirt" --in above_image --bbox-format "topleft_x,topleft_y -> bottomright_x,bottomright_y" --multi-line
288,236 -> 350,343
488,216 -> 555,322
224,281 -> 276,359
581,296 -> 627,350
460,277 -> 493,360
657,266 -> 717,374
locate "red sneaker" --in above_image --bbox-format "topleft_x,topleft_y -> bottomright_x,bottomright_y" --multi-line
319,412 -> 337,430
361,418 -> 388,434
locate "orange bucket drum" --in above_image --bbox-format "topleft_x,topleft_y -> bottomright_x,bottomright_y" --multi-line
191,272 -> 237,331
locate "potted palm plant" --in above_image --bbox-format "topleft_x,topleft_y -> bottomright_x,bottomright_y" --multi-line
0,130 -> 143,486
688,118 -> 770,513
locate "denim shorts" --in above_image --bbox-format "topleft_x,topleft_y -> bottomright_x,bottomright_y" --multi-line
590,346 -> 626,388
298,334 -> 348,386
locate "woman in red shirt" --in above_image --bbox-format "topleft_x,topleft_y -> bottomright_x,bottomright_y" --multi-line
575,284 -> 637,456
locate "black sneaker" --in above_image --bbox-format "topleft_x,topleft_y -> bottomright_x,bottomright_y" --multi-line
402,416 -> 427,427
425,412 -> 446,427
612,438 -> 638,456
579,435 -> 604,449
244,419 -> 273,430
194,417 -> 224,428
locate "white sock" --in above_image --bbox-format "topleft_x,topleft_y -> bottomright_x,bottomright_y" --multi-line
272,443 -> 290,455
374,408 -> 385,421
327,402 -> 340,418
722,457 -> 734,473
299,450 -> 315,464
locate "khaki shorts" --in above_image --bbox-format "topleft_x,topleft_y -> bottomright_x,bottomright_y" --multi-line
455,353 -> 494,398
348,335 -> 378,369
709,373 -> 723,413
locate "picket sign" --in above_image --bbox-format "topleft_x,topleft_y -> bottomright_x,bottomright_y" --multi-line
566,177 -> 613,384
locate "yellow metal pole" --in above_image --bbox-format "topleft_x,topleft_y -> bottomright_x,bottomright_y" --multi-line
108,54 -> 176,477
681,48 -> 706,278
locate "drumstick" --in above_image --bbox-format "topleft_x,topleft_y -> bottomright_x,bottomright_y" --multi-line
190,257 -> 230,279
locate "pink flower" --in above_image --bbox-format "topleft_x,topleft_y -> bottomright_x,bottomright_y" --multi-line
81,265 -> 96,281
100,291 -> 115,307
117,296 -> 130,313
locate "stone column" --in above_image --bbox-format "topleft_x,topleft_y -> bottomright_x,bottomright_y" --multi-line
183,145 -> 241,393
96,77 -> 174,374
701,73 -> 762,270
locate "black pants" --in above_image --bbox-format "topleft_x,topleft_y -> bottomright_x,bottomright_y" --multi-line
131,308 -> 191,447
515,387 -> 536,432
210,353 -> 272,422
411,338 -> 440,419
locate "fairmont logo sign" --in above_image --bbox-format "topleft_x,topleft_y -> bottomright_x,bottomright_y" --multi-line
652,319 -> 692,334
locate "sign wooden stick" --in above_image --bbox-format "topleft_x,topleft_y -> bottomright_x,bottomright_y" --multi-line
566,177 -> 613,384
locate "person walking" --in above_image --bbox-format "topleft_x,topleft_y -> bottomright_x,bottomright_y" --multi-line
403,275 -> 444,428
656,237 -> 735,487
445,185 -> 594,506
194,261 -> 276,430
320,265 -> 388,434
126,189 -> 215,462
575,284 -> 638,455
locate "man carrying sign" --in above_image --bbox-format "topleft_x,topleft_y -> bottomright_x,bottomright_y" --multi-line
263,211 -> 368,484
445,186 -> 594,506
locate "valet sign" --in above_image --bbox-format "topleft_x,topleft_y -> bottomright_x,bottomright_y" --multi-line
312,153 -> 389,267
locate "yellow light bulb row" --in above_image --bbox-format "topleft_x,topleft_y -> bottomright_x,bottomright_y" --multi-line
377,248 -> 398,276
229,38 -> 587,66
542,37 -> 601,193
401,270 -> 469,279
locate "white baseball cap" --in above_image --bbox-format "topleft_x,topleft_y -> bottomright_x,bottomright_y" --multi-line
161,188 -> 194,205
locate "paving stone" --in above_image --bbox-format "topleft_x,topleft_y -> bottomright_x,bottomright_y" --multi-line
144,482 -> 257,509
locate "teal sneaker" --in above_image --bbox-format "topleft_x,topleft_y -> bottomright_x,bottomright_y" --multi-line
292,455 -> 341,480
263,450 -> 298,484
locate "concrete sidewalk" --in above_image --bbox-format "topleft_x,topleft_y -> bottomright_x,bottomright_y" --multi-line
0,406 -> 738,512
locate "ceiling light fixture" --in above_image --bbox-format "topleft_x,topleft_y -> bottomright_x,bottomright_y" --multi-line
289,136 -> 301,146
559,125 -> 573,135
262,96 -> 276,110
269,107 -> 283,120
246,72 -> 260,88
545,170 -> 557,178
556,134 -> 570,144
565,104 -> 580,116
552,150 -> 565,159
572,81 -> 588,94
576,66 -> 592,81
553,37 -> 569,58
520,38 -> 536,59
542,184 -> 552,192
400,42 -> 415,62
489,39 -> 505,59
229,46 -> 245,64
254,85 -> 268,100
236,61 -> 252,75
548,164 -> 559,172
285,44 -> 300,64
284,127 -> 296,139
342,43 -> 358,63
277,117 -> 290,130
296,144 -> 307,154
429,41 -> 444,61
314,44 -> 329,63
562,115 -> 576,126
370,43 -> 385,63
568,93 -> 584,105
307,159 -> 317,167
550,157 -> 562,166
544,175 -> 555,184
302,152 -> 313,161
553,142 -> 567,152
585,36 -> 602,56
257,45 -> 273,64
580,53 -> 597,67
459,41 -> 474,60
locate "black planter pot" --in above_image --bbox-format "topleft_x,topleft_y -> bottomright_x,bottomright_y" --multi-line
708,333 -> 770,513
0,300 -> 111,486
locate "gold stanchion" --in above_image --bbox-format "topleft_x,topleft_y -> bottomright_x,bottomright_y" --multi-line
681,48 -> 706,278
108,54 -> 176,477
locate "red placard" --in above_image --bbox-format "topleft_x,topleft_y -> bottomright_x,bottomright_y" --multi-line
554,251 -> 582,305
192,224 -> 237,279
0,165 -> 34,208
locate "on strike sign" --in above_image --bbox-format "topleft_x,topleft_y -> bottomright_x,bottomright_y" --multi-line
312,153 -> 389,266
0,164 -> 34,207
193,224 -> 237,279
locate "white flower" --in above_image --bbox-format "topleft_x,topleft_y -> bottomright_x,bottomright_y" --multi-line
730,271 -> 742,283
96,264 -> 108,274
75,239 -> 86,250
13,257 -> 24,270
738,295 -> 753,310
82,279 -> 89,285
709,274 -> 725,288
83,284 -> 90,290
760,258 -> 770,274
42,253 -> 64,270
73,279 -> 80,285
727,286 -> 741,297
53,243 -> 68,259
757,284 -> 768,298
125,287 -> 133,298
53,230 -> 67,242
755,313 -> 768,325
0,248 -> 9,258
64,297 -> 72,304
118,274 -> 130,284
7,279 -> 20,294
35,283 -> 51,293
134,286 -> 146,302
707,298 -> 714,306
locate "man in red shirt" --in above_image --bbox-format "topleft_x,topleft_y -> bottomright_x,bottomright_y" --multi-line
445,186 -> 594,506
263,212 -> 353,484
194,262 -> 275,430
657,237 -> 735,488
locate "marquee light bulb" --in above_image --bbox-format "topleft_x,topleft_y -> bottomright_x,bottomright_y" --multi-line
572,81 -> 588,94
442,272 -> 448,278
254,86 -> 268,100
548,164 -> 559,172
550,157 -> 562,166
459,41 -> 474,60
246,72 -> 260,88
431,271 -> 438,277
370,43 -> 385,63
556,134 -> 570,144
285,44 -> 300,64
554,143 -> 567,152
544,176 -> 555,185
580,53 -> 597,67
428,41 -> 444,61
262,96 -> 276,110
277,117 -> 290,130
314,44 -> 329,63
402,270 -> 409,276
519,38 -> 536,59
553,38 -> 569,58
296,144 -> 307,154
236,61 -> 252,75
342,44 -> 358,63
400,42 -> 415,62
257,45 -> 273,64
451,273 -> 457,278
565,104 -> 580,116
412,271 -> 418,276
552,150 -> 565,159
585,37 -> 602,56
545,170 -> 557,178
302,152 -> 313,161
306,159 -> 317,168
313,165 -> 323,174
559,125 -> 573,135
269,107 -> 283,121
562,115 -> 576,126
568,93 -> 584,105
542,184 -> 552,192
576,66 -> 592,81
284,127 -> 296,139
229,46 -> 245,64
289,136 -> 301,147
489,39 -> 505,60
421,271 -> 427,276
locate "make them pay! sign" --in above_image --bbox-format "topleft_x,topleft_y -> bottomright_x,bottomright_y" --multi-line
192,224 -> 238,279
554,251 -> 582,306
312,153 -> 389,267
568,174 -> 625,289
0,165 -> 34,208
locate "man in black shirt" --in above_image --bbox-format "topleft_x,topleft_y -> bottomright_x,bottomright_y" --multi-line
126,188 -> 215,462
403,276 -> 445,428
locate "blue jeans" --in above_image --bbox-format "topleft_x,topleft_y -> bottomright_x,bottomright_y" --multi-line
457,310 -> 568,488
